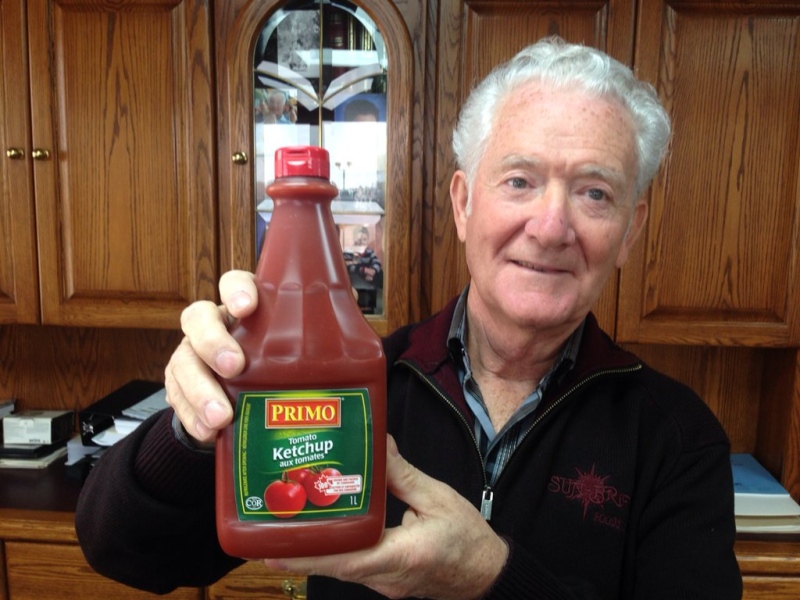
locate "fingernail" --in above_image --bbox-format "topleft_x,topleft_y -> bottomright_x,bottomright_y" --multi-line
230,290 -> 252,312
215,349 -> 239,374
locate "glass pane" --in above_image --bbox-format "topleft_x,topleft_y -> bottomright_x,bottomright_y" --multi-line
253,0 -> 388,316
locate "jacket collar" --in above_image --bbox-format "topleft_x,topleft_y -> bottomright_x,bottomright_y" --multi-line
395,295 -> 641,397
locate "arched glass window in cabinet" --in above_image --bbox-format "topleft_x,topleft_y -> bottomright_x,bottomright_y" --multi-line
253,1 -> 388,317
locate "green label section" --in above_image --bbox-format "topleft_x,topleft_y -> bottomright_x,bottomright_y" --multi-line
233,388 -> 372,521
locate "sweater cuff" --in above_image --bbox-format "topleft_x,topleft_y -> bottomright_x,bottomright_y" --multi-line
133,409 -> 216,507
483,538 -> 574,599
171,410 -> 216,454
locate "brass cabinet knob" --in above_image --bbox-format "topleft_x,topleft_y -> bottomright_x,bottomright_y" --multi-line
232,151 -> 248,164
32,148 -> 51,160
281,578 -> 307,599
5,148 -> 25,159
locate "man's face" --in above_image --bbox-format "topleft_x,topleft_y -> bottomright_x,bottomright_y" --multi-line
450,82 -> 647,335
268,93 -> 285,114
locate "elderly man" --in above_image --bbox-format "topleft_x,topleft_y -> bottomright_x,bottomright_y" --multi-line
76,37 -> 742,599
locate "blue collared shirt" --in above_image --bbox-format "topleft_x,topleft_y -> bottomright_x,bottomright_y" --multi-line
447,288 -> 582,486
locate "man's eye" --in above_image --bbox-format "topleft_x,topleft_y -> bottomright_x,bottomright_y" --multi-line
587,188 -> 607,201
507,177 -> 527,189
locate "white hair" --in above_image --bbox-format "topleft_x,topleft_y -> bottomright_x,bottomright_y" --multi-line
452,36 -> 671,200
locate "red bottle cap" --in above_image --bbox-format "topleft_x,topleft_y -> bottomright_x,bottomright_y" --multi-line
274,146 -> 330,179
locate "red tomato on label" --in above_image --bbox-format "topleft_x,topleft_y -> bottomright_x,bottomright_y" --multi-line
304,467 -> 342,507
286,467 -> 311,486
264,478 -> 307,518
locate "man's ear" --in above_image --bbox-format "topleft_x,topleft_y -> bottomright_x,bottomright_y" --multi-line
450,170 -> 469,242
615,198 -> 648,268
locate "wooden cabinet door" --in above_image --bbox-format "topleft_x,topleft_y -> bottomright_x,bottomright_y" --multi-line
214,0 -> 415,336
429,0 -> 636,331
618,0 -> 800,346
0,0 -> 39,324
25,0 -> 217,328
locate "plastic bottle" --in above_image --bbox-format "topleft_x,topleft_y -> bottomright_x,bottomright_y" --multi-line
215,145 -> 387,558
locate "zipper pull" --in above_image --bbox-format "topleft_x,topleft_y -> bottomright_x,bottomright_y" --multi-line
480,488 -> 493,521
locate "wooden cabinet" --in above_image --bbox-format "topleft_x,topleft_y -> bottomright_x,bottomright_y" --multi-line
0,0 -> 38,324
619,0 -> 800,348
0,0 -> 217,329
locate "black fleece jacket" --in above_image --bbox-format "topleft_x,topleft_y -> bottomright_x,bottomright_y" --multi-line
76,298 -> 742,599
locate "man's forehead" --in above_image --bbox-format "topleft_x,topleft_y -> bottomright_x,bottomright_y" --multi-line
487,85 -> 637,174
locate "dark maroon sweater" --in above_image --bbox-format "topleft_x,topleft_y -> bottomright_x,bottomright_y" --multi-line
76,300 -> 742,599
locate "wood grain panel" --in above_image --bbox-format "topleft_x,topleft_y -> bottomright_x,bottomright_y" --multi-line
742,578 -> 800,599
5,541 -> 200,599
0,510 -> 76,544
754,349 -> 796,489
0,324 -> 181,413
429,0 -> 635,316
777,350 -> 800,500
28,0 -> 216,328
620,2 -> 800,345
0,0 -> 39,324
737,538 -> 800,576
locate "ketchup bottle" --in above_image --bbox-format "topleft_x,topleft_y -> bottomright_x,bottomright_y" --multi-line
215,146 -> 387,558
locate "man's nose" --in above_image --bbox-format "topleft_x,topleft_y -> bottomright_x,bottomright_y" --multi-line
523,184 -> 576,246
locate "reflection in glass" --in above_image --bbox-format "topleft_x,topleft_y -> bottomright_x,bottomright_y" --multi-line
253,0 -> 388,316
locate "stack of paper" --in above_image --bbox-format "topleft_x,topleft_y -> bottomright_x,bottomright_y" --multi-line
0,441 -> 67,469
731,453 -> 800,533
92,387 -> 168,446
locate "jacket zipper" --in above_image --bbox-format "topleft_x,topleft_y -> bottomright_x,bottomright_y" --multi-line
397,359 -> 488,485
398,359 -> 642,521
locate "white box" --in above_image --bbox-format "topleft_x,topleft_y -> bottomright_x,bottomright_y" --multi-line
2,410 -> 74,445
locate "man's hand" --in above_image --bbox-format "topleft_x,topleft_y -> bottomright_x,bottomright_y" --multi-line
263,436 -> 509,600
164,270 -> 258,443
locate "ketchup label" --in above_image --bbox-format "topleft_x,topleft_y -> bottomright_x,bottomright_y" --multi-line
233,389 -> 372,521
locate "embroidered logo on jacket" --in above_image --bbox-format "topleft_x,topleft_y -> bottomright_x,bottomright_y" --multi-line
548,464 -> 630,530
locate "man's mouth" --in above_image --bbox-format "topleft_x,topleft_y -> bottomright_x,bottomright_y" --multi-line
514,260 -> 558,273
